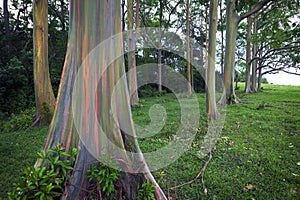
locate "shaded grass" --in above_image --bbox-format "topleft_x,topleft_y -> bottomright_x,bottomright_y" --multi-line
0,84 -> 299,199
0,127 -> 48,198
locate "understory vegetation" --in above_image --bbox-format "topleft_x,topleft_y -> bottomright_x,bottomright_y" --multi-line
0,84 -> 299,199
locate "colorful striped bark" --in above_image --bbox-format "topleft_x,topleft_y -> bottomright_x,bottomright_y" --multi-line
38,0 -> 166,199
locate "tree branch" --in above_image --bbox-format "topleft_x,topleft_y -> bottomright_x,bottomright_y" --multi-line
239,0 -> 274,22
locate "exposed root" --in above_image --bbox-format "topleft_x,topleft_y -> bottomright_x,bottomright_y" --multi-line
168,151 -> 213,192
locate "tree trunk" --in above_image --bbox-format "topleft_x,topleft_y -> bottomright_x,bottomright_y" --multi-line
3,0 -> 10,50
127,0 -> 139,106
121,0 -> 126,31
206,0 -> 218,119
245,16 -> 253,93
158,0 -> 163,92
36,1 -> 166,199
60,0 -> 65,31
33,0 -> 55,125
251,16 -> 258,92
257,46 -> 263,91
258,67 -> 262,91
223,0 -> 240,104
186,0 -> 192,94
3,0 -> 9,36
219,0 -> 224,75
205,5 -> 209,69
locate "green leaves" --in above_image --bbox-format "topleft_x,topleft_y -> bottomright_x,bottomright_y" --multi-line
138,179 -> 156,200
87,164 -> 120,196
7,144 -> 77,199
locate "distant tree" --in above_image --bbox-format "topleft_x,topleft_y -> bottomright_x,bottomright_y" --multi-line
222,0 -> 273,104
3,0 -> 9,38
262,77 -> 268,84
186,0 -> 192,94
33,0 -> 55,125
251,15 -> 258,92
249,0 -> 300,90
127,0 -> 139,106
245,16 -> 253,93
206,0 -> 218,119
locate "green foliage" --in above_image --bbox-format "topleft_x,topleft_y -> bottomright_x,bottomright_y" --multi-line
262,77 -> 268,84
0,57 -> 30,114
87,164 -> 120,196
7,144 -> 77,200
0,107 -> 35,133
138,85 -> 167,98
137,179 -> 155,200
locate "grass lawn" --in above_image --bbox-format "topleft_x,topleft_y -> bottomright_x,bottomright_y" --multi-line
0,84 -> 299,199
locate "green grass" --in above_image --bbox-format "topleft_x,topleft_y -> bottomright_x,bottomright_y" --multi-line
0,84 -> 299,199
0,127 -> 48,198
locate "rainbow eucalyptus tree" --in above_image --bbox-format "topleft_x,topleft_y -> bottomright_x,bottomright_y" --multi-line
33,0 -> 55,125
245,16 -> 253,93
127,0 -> 139,106
186,0 -> 192,94
36,0 -> 166,199
206,0 -> 218,119
223,0 -> 273,104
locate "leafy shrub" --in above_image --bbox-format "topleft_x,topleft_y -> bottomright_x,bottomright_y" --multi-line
138,85 -> 167,98
7,144 -> 77,200
87,164 -> 120,196
0,107 -> 35,133
137,179 -> 155,200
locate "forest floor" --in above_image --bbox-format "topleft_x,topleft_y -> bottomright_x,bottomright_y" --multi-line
0,84 -> 299,199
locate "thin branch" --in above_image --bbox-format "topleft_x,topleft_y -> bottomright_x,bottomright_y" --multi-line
48,3 -> 66,30
166,0 -> 183,27
239,0 -> 274,22
169,152 -> 213,191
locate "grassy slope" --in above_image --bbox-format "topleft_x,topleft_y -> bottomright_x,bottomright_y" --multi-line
0,84 -> 299,199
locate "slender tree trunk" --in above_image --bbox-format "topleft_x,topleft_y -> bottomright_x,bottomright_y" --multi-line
3,0 -> 10,50
121,0 -> 126,31
127,0 -> 139,106
258,67 -> 262,91
33,0 -> 55,125
3,0 -> 9,36
220,0 -> 224,75
36,1 -> 166,199
206,0 -> 218,119
136,0 -> 140,38
245,16 -> 253,93
205,5 -> 209,69
223,0 -> 240,104
158,0 -> 163,92
251,15 -> 258,92
257,47 -> 263,91
60,0 -> 65,31
186,0 -> 192,94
